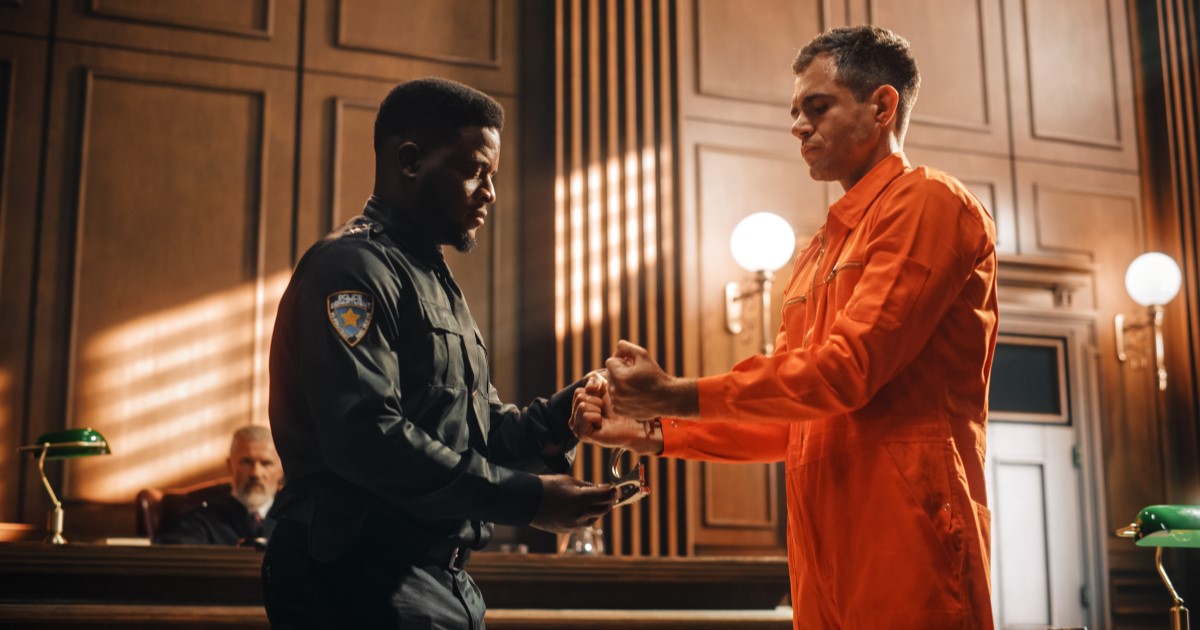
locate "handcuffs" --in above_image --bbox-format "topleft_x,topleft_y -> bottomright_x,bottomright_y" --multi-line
609,446 -> 649,508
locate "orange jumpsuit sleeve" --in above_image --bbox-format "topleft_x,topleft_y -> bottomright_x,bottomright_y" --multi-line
697,175 -> 991,423
661,418 -> 789,463
659,318 -> 793,462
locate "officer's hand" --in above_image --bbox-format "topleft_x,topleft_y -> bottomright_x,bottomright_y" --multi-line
530,475 -> 616,533
571,379 -> 662,454
569,372 -> 612,440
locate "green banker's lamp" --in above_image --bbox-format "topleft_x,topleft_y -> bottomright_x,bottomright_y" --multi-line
1117,504 -> 1200,630
18,428 -> 111,544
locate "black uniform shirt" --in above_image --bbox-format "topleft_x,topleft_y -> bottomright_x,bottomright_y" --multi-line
268,197 -> 579,560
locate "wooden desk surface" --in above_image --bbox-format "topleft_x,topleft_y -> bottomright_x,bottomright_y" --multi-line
0,542 -> 791,628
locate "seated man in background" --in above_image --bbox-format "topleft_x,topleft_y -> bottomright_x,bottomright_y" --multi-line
155,425 -> 283,546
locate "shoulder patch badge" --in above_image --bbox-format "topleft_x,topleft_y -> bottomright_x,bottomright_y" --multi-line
327,291 -> 375,347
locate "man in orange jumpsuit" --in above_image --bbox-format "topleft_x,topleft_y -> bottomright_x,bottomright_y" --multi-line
574,25 -> 998,629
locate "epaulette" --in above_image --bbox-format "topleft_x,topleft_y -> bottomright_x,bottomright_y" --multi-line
341,217 -> 385,238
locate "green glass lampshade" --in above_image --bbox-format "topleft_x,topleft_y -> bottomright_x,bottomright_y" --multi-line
1128,505 -> 1200,549
20,427 -> 111,459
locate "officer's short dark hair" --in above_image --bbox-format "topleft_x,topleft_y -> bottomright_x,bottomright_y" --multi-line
373,77 -> 505,152
793,26 -> 921,137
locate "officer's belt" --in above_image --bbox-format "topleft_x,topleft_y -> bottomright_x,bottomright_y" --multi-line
285,472 -> 475,573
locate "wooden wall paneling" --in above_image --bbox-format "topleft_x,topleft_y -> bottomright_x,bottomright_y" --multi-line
25,44 -> 296,530
56,0 -> 301,68
904,147 -> 1017,254
678,119 -> 833,556
1012,159 -> 1167,623
0,34 -> 47,523
677,0 -> 845,128
850,0 -> 1010,156
1002,0 -> 1139,170
1013,159 -> 1142,277
295,72 -> 522,401
0,0 -> 53,37
304,0 -> 519,97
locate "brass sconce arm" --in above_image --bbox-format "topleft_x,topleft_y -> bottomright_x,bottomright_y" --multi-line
725,270 -> 775,355
1115,304 -> 1168,391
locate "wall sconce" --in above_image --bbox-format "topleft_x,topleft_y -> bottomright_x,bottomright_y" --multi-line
18,428 -> 111,544
725,212 -> 796,355
1115,252 -> 1182,391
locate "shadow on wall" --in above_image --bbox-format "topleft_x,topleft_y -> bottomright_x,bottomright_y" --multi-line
67,272 -> 290,502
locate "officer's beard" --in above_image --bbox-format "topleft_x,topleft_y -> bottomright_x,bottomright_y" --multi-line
415,188 -> 477,254
452,231 -> 477,253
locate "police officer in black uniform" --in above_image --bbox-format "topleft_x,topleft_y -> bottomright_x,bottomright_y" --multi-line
263,77 -> 617,629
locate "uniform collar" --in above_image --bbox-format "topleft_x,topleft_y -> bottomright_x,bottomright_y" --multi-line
363,195 -> 446,268
827,152 -> 910,229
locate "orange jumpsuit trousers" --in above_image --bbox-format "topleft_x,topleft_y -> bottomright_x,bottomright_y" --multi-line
662,153 -> 998,629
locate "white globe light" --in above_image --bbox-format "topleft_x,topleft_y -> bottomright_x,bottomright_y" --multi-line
729,212 -> 796,272
1125,252 -> 1182,306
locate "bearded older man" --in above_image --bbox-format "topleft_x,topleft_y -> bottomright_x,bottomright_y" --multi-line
156,425 -> 284,546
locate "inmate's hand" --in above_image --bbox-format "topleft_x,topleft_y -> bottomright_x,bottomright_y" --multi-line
605,340 -> 698,419
571,375 -> 663,454
530,475 -> 616,533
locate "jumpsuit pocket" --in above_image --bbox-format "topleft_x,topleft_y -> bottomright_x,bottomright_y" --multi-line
825,260 -> 863,308
781,296 -> 809,348
844,253 -> 930,331
883,440 -> 966,576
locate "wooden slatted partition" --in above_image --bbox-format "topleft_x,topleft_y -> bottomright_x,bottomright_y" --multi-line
554,0 -> 685,557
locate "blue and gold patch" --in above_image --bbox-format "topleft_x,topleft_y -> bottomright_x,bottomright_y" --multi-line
327,291 -> 374,347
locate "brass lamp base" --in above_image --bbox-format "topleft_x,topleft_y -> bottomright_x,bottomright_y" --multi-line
47,505 -> 66,545
1169,602 -> 1188,630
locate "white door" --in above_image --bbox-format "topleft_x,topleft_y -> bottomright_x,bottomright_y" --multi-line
987,422 -> 1089,628
985,316 -> 1104,630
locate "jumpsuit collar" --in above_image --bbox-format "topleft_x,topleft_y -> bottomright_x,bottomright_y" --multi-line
363,195 -> 447,270
827,152 -> 911,230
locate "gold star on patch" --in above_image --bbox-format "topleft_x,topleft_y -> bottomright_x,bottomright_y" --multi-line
341,309 -> 361,327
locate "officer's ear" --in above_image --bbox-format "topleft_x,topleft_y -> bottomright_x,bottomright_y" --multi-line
395,141 -> 422,178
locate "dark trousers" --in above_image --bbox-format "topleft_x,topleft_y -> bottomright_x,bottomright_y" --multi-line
262,519 -> 485,629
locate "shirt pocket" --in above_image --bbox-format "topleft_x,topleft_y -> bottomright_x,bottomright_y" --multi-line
420,300 -> 467,388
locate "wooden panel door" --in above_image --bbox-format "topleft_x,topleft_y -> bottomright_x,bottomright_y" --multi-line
296,72 -> 522,400
1002,0 -> 1139,170
26,44 -> 296,514
0,34 -> 47,522
304,0 -> 520,96
56,0 -> 300,67
0,0 -> 53,37
850,0 -> 1010,156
